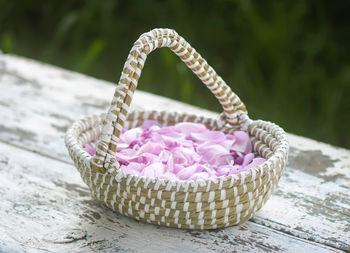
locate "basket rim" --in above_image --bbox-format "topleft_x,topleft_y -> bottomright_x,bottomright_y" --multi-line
65,110 -> 289,189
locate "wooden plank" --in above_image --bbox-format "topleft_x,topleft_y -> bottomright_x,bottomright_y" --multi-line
0,141 -> 341,253
252,134 -> 350,250
0,54 -> 215,163
1,54 -> 350,251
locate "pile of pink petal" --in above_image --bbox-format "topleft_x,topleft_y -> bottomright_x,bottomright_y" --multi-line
86,120 -> 266,180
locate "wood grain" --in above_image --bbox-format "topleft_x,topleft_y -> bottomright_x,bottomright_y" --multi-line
0,141 -> 340,253
1,54 -> 349,252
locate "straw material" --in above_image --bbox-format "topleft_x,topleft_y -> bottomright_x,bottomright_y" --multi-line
65,28 -> 289,229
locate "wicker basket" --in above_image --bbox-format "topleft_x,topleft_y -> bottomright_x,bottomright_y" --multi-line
65,28 -> 289,229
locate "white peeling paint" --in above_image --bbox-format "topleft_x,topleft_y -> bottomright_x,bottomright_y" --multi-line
0,53 -> 349,252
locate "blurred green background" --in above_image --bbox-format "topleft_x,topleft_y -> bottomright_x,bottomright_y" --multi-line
1,0 -> 349,148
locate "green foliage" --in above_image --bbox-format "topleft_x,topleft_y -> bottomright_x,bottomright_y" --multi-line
0,0 -> 349,148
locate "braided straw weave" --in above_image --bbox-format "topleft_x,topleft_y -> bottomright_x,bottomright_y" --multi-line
65,28 -> 289,229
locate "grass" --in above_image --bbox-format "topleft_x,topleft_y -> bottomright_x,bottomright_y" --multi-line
0,0 -> 349,148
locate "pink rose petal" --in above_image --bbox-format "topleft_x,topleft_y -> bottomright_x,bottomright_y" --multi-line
177,164 -> 198,180
142,162 -> 164,178
216,166 -> 231,176
176,122 -> 208,135
138,153 -> 158,165
229,165 -> 244,174
197,144 -> 231,164
85,143 -> 96,156
137,142 -> 164,155
125,162 -> 146,172
242,158 -> 266,171
190,131 -> 226,144
86,120 -> 266,181
165,153 -> 174,172
141,120 -> 161,130
232,131 -> 252,153
157,126 -> 182,135
115,149 -> 138,164
120,128 -> 142,144
242,153 -> 255,166
122,162 -> 146,176
158,171 -> 179,180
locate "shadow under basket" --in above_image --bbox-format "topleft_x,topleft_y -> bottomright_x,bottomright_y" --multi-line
65,28 -> 289,230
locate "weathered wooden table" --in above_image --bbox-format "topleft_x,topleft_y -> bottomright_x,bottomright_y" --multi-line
0,53 -> 349,252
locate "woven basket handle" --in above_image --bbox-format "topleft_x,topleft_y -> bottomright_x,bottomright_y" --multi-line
92,28 -> 249,171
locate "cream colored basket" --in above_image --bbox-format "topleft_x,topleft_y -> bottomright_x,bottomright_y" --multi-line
65,28 -> 289,229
